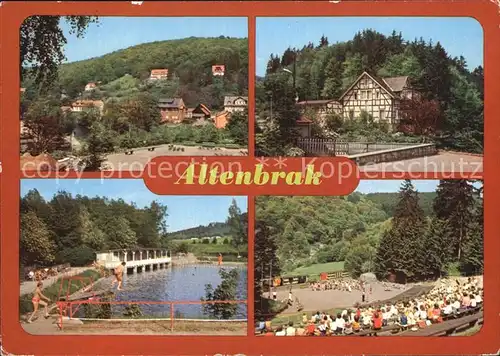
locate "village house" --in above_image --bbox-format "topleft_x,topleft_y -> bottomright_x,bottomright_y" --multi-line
296,71 -> 417,137
158,98 -> 187,124
339,72 -> 415,125
187,103 -> 211,121
84,82 -> 97,91
224,96 -> 248,113
70,100 -> 105,116
296,99 -> 342,126
214,111 -> 230,129
149,69 -> 169,80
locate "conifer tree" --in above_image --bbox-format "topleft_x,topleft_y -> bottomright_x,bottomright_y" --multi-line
433,180 -> 475,260
422,218 -> 453,279
460,193 -> 483,275
375,180 -> 426,282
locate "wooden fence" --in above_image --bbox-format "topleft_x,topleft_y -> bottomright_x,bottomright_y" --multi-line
297,138 -> 348,156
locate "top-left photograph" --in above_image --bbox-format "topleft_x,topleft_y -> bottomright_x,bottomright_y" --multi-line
20,16 -> 249,172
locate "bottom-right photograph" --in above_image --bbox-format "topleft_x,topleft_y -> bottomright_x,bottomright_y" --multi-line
254,179 -> 484,337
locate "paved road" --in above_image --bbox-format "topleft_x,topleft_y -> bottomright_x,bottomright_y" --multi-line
360,152 -> 483,175
20,267 -> 90,296
104,144 -> 247,171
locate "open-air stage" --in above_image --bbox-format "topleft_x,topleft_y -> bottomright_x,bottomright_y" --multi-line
270,283 -> 434,314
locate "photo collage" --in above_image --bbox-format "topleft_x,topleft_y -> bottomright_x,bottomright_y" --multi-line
1,6 -> 491,355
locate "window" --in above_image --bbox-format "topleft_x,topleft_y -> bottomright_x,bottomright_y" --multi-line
354,93 -> 358,100
376,91 -> 380,99
379,108 -> 386,121
349,110 -> 354,119
367,91 -> 372,100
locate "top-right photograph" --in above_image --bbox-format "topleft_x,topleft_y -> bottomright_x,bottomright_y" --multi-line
255,17 -> 483,174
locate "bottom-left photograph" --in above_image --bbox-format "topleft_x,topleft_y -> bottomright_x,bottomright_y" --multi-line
19,179 -> 248,335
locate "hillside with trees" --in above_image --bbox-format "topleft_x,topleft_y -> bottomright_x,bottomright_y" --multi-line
20,189 -> 169,269
255,181 -> 483,286
256,29 -> 484,155
22,37 -> 248,109
20,28 -> 249,167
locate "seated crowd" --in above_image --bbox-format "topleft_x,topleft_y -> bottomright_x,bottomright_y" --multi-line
309,278 -> 362,292
257,277 -> 483,336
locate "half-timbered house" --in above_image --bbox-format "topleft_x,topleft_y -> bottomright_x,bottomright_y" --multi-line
339,71 -> 415,127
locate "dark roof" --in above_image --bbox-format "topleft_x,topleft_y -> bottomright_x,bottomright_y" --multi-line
382,76 -> 409,92
296,100 -> 341,106
158,98 -> 184,108
339,72 -> 394,100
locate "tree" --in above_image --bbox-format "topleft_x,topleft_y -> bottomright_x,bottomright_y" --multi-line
23,116 -> 66,154
225,110 -> 248,145
378,50 -> 422,79
105,217 -> 138,249
257,72 -> 301,155
20,211 -> 56,266
433,180 -> 475,260
81,121 -> 116,171
226,199 -> 246,254
345,243 -> 376,279
202,268 -> 241,319
374,180 -> 427,282
421,218 -> 453,279
321,59 -> 343,99
21,16 -> 98,89
460,193 -> 483,275
80,206 -> 106,251
20,189 -> 51,223
444,67 -> 483,153
48,191 -> 83,250
398,96 -> 441,137
254,220 -> 280,316
135,201 -> 167,248
123,93 -> 161,131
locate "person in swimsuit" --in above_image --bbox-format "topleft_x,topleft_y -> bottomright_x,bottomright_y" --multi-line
27,282 -> 50,323
111,262 -> 126,290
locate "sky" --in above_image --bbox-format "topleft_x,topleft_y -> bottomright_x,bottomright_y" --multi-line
60,17 -> 248,63
20,179 -> 248,233
256,17 -> 483,76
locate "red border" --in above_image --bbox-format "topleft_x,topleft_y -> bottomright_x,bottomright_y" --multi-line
1,1 -> 499,355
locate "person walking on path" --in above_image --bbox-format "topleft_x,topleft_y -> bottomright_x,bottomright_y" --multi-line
27,282 -> 51,323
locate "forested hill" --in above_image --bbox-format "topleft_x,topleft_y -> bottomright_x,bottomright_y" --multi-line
364,191 -> 436,216
167,222 -> 231,239
260,30 -> 484,152
23,37 -> 249,109
255,191 -> 436,272
167,212 -> 248,240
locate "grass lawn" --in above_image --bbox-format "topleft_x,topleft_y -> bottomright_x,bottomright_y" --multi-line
19,269 -> 102,315
286,262 -> 345,277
